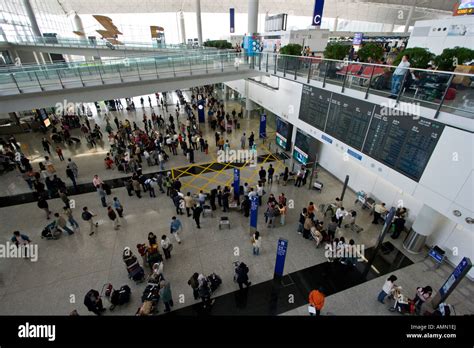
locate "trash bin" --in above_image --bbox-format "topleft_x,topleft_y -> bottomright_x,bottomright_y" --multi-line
403,228 -> 427,254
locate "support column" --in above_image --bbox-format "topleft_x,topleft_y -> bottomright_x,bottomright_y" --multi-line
403,205 -> 442,254
22,0 -> 46,64
245,80 -> 256,118
196,0 -> 203,46
403,5 -> 415,33
248,0 -> 259,35
178,11 -> 186,45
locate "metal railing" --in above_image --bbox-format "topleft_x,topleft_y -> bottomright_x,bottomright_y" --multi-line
254,52 -> 474,119
0,52 -> 251,95
3,35 -> 218,52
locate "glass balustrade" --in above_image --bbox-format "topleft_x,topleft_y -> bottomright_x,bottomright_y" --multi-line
0,52 -> 249,95
255,52 -> 474,119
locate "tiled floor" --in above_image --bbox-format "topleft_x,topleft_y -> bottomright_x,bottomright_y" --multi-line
0,89 -> 472,316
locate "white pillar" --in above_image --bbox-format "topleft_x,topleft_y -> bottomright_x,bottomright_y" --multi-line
196,0 -> 203,46
333,16 -> 339,32
403,5 -> 415,33
248,0 -> 259,35
411,205 -> 443,237
178,11 -> 186,44
22,0 -> 46,64
245,80 -> 256,118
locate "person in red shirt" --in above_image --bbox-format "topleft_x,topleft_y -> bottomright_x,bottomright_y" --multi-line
56,146 -> 64,161
308,287 -> 326,316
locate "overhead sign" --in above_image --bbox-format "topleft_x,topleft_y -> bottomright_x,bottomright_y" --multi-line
259,114 -> 267,139
353,32 -> 363,45
312,0 -> 325,26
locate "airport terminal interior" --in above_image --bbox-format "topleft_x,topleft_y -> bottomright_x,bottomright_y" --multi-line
0,0 -> 473,318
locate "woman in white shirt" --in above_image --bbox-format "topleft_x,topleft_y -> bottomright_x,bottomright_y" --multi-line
377,275 -> 398,304
252,231 -> 262,255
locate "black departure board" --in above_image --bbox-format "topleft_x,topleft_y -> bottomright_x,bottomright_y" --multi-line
324,94 -> 374,150
299,84 -> 331,130
362,106 -> 445,182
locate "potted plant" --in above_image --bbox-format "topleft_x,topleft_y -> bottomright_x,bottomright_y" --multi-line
323,42 -> 350,60
357,43 -> 384,62
434,46 -> 474,71
393,47 -> 434,69
278,43 -> 303,71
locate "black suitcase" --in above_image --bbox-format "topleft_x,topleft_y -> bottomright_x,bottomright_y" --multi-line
111,285 -> 131,306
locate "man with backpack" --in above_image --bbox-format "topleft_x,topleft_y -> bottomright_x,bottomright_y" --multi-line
82,207 -> 98,236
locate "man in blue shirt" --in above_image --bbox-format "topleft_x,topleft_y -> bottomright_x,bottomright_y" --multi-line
390,55 -> 410,98
170,216 -> 182,244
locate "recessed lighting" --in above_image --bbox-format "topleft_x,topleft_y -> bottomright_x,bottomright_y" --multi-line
453,210 -> 462,217
465,217 -> 473,224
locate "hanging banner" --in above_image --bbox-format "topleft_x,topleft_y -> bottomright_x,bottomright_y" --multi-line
312,0 -> 325,26
259,113 -> 267,139
233,168 -> 240,199
274,238 -> 288,277
230,8 -> 235,33
250,196 -> 258,229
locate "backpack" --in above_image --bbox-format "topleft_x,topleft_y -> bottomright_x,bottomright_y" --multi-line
82,211 -> 92,221
111,285 -> 131,306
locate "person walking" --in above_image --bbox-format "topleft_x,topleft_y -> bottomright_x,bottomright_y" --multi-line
335,206 -> 347,228
132,178 -> 142,198
63,206 -> 79,231
192,204 -> 203,229
59,190 -> 70,209
82,207 -> 98,236
279,203 -> 287,226
37,196 -> 52,219
377,275 -> 398,304
54,212 -> 75,235
252,231 -> 261,255
188,272 -> 200,300
235,262 -> 251,290
41,138 -> 51,154
67,158 -> 78,178
240,133 -> 246,149
107,206 -> 120,230
159,280 -> 174,313
56,146 -> 64,161
112,197 -> 124,218
97,184 -> 108,207
327,217 -> 338,242
169,216 -> 182,244
66,166 -> 77,190
160,234 -> 172,259
173,194 -> 184,215
308,287 -> 326,316
267,164 -> 275,184
184,192 -> 195,217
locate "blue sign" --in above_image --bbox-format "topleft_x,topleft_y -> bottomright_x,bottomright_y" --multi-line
250,196 -> 258,229
312,0 -> 325,26
429,249 -> 445,263
197,99 -> 205,123
274,238 -> 288,277
233,168 -> 240,198
230,8 -> 235,33
347,149 -> 362,161
353,32 -> 363,45
439,257 -> 472,297
321,134 -> 333,144
259,114 -> 267,139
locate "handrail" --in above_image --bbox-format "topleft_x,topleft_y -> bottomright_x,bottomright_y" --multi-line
258,52 -> 474,77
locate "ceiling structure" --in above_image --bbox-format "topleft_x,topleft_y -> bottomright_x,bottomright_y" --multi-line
56,0 -> 457,26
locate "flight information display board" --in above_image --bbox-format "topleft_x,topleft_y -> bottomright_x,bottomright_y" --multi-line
299,85 -> 331,131
362,106 -> 445,181
325,94 -> 374,150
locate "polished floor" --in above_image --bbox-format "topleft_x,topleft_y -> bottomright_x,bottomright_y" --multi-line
0,89 -> 472,316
